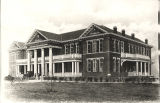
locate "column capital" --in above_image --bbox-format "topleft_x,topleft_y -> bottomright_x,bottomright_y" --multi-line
34,49 -> 37,52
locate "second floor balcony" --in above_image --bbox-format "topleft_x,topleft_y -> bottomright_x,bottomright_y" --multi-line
121,53 -> 150,60
16,53 -> 82,64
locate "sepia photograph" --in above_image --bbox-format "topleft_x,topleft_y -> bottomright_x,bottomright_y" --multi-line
1,0 -> 160,103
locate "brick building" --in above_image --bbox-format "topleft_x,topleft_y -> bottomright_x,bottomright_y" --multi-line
9,23 -> 152,80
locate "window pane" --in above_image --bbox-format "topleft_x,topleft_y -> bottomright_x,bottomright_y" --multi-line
121,41 -> 124,53
113,57 -> 116,72
88,41 -> 92,53
70,44 -> 74,54
99,58 -> 103,72
100,39 -> 103,52
92,41 -> 96,53
96,40 -> 99,52
96,59 -> 99,72
93,59 -> 96,72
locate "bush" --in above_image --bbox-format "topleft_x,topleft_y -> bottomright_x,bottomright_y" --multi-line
4,75 -> 14,81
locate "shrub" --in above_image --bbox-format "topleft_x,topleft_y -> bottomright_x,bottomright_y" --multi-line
4,75 -> 14,81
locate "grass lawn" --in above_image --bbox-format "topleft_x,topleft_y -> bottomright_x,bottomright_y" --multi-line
4,81 -> 160,103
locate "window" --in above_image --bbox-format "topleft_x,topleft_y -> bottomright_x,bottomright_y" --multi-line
96,40 -> 100,52
92,40 -> 97,53
100,39 -> 103,52
117,40 -> 120,52
87,41 -> 92,53
128,43 -> 130,53
117,58 -> 120,73
75,43 -> 79,53
113,39 -> 116,52
148,49 -> 150,56
135,45 -> 137,54
99,58 -> 103,72
96,59 -> 99,72
65,44 -> 70,54
131,44 -> 133,54
70,43 -> 74,54
87,59 -> 93,72
141,47 -> 143,55
143,47 -> 145,55
121,41 -> 124,53
145,48 -> 148,56
87,58 -> 104,72
87,39 -> 103,53
113,57 -> 116,72
93,59 -> 96,72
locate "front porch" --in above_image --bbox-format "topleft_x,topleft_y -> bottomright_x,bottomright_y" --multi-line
16,53 -> 82,79
121,60 -> 151,77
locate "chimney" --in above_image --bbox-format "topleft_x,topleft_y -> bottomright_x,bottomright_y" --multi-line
131,33 -> 135,39
122,29 -> 125,36
113,26 -> 117,33
145,39 -> 148,44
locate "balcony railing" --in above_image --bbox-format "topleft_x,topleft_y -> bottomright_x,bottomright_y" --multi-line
17,53 -> 82,63
16,59 -> 27,64
53,53 -> 82,60
53,72 -> 82,77
121,53 -> 150,60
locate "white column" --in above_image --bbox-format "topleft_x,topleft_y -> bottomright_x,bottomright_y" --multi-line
148,62 -> 150,76
136,62 -> 139,76
72,62 -> 74,75
144,62 -> 146,76
77,62 -> 79,73
140,62 -> 142,76
74,62 -> 77,75
34,50 -> 38,78
53,63 -> 55,75
27,50 -> 31,71
49,48 -> 53,76
62,62 -> 64,76
41,48 -> 45,79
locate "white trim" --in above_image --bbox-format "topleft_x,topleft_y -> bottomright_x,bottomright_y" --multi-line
79,23 -> 95,38
79,23 -> 106,38
36,30 -> 48,40
27,30 -> 48,44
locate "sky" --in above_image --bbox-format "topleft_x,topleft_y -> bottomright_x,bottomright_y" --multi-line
1,0 -> 160,76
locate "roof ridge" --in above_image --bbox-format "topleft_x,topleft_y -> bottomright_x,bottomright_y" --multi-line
60,28 -> 86,35
37,29 -> 59,35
